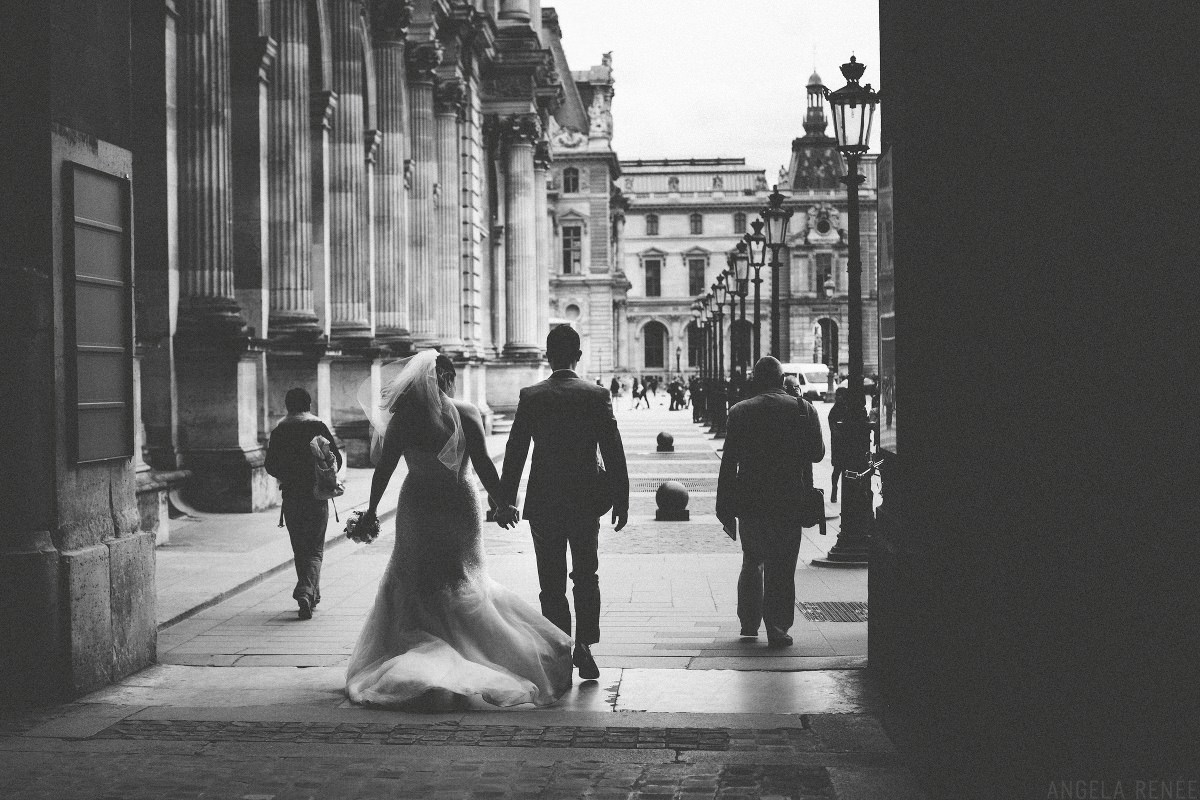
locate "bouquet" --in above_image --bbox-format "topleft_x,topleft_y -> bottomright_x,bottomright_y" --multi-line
345,510 -> 381,544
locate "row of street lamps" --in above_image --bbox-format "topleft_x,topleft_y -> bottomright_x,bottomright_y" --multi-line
690,55 -> 879,565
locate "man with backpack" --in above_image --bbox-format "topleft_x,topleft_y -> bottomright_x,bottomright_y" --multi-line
265,388 -> 342,620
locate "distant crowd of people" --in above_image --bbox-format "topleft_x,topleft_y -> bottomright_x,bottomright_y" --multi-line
596,374 -> 692,411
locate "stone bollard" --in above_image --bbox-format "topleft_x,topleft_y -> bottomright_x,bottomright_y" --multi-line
655,480 -> 690,521
656,431 -> 674,453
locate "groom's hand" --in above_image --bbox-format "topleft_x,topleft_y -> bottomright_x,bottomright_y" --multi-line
611,508 -> 627,532
494,505 -> 519,529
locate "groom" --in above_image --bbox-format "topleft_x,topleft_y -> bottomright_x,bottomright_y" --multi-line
498,325 -> 629,680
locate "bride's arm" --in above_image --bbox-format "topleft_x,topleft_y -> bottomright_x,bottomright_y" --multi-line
457,401 -> 504,505
364,415 -> 404,520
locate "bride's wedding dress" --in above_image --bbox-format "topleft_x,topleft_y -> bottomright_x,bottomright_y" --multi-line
345,448 -> 573,709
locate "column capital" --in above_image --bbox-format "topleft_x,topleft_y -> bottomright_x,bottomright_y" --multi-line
503,113 -> 541,146
433,77 -> 466,117
364,129 -> 382,163
369,0 -> 413,43
311,90 -> 339,129
533,139 -> 552,170
406,40 -> 443,82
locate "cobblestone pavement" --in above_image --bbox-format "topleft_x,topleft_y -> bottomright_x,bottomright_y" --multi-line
0,749 -> 845,799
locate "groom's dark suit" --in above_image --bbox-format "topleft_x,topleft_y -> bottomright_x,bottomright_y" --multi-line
500,369 -> 629,645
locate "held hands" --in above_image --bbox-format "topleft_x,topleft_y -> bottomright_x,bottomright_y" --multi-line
493,504 -> 520,529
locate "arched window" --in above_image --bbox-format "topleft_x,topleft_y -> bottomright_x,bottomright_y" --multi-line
733,212 -> 747,234
563,167 -> 579,193
689,213 -> 703,235
687,322 -> 704,368
645,214 -> 658,235
643,321 -> 668,369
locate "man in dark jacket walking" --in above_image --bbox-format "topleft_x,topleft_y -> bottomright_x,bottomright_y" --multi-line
499,326 -> 630,679
265,388 -> 341,620
716,358 -> 825,647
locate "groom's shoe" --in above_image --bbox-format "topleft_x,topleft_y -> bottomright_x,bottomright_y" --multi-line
298,598 -> 313,621
573,643 -> 600,680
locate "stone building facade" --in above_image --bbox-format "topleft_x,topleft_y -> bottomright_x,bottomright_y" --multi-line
615,71 -> 878,381
0,0 -> 603,702
543,28 -> 630,380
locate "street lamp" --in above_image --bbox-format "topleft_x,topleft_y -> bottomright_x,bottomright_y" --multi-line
675,345 -> 681,376
732,243 -> 751,385
812,54 -> 881,569
711,277 -> 728,437
823,275 -> 837,399
761,186 -> 794,359
744,219 -> 767,363
691,300 -> 705,423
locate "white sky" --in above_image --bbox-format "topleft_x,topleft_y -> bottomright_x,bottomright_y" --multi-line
545,0 -> 880,176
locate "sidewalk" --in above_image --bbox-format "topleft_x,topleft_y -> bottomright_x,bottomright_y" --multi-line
0,407 -> 923,799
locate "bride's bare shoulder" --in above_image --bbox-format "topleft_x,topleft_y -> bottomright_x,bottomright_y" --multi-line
453,399 -> 482,424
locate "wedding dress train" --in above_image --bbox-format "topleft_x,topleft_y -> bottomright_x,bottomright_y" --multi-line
345,449 -> 573,709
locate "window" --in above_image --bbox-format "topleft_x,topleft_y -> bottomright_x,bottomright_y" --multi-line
688,258 -> 707,296
816,252 -> 833,297
645,214 -> 658,236
689,213 -> 703,235
644,258 -> 661,297
643,321 -> 667,369
687,322 -> 704,367
733,212 -> 747,234
562,167 -> 579,193
562,224 -> 582,273
66,163 -> 134,463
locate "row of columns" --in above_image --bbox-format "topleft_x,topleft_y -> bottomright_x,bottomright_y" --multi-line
164,0 -> 556,507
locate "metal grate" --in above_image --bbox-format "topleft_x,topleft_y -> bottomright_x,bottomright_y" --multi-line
630,477 -> 718,492
798,601 -> 868,623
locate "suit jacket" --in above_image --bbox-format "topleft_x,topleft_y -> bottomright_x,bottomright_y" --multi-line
716,388 -> 825,522
501,369 -> 630,521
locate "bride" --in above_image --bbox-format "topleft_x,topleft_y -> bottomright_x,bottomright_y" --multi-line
345,351 -> 573,709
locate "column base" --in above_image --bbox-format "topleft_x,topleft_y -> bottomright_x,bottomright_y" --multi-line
502,342 -> 542,360
374,328 -> 414,358
177,447 -> 274,512
269,310 -> 323,342
136,469 -> 190,546
178,297 -> 250,339
485,358 -> 548,414
330,357 -> 379,468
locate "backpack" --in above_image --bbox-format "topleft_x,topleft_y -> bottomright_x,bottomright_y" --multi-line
310,435 -> 345,503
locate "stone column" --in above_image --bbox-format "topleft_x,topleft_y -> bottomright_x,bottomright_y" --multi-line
370,0 -> 413,353
267,0 -> 320,339
434,78 -> 466,355
176,0 -> 246,337
533,140 -> 551,353
175,0 -> 270,513
328,0 -> 372,344
405,41 -> 442,348
503,113 -> 541,357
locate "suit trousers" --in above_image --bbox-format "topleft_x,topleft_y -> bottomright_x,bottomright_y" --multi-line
737,515 -> 803,637
282,491 -> 329,605
529,516 -> 601,644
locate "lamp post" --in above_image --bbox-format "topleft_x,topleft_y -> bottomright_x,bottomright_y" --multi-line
690,300 -> 704,422
761,186 -> 794,359
745,220 -> 767,364
675,345 -> 681,376
724,267 -> 740,399
824,275 -> 837,400
812,54 -> 880,569
712,276 -> 729,437
701,293 -> 714,424
733,243 -> 751,390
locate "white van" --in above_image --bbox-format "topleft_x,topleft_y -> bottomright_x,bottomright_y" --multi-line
780,362 -> 831,401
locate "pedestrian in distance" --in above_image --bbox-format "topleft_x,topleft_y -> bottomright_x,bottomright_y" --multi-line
827,387 -> 853,504
716,357 -> 825,648
265,388 -> 342,620
631,376 -> 648,409
609,376 -> 620,407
